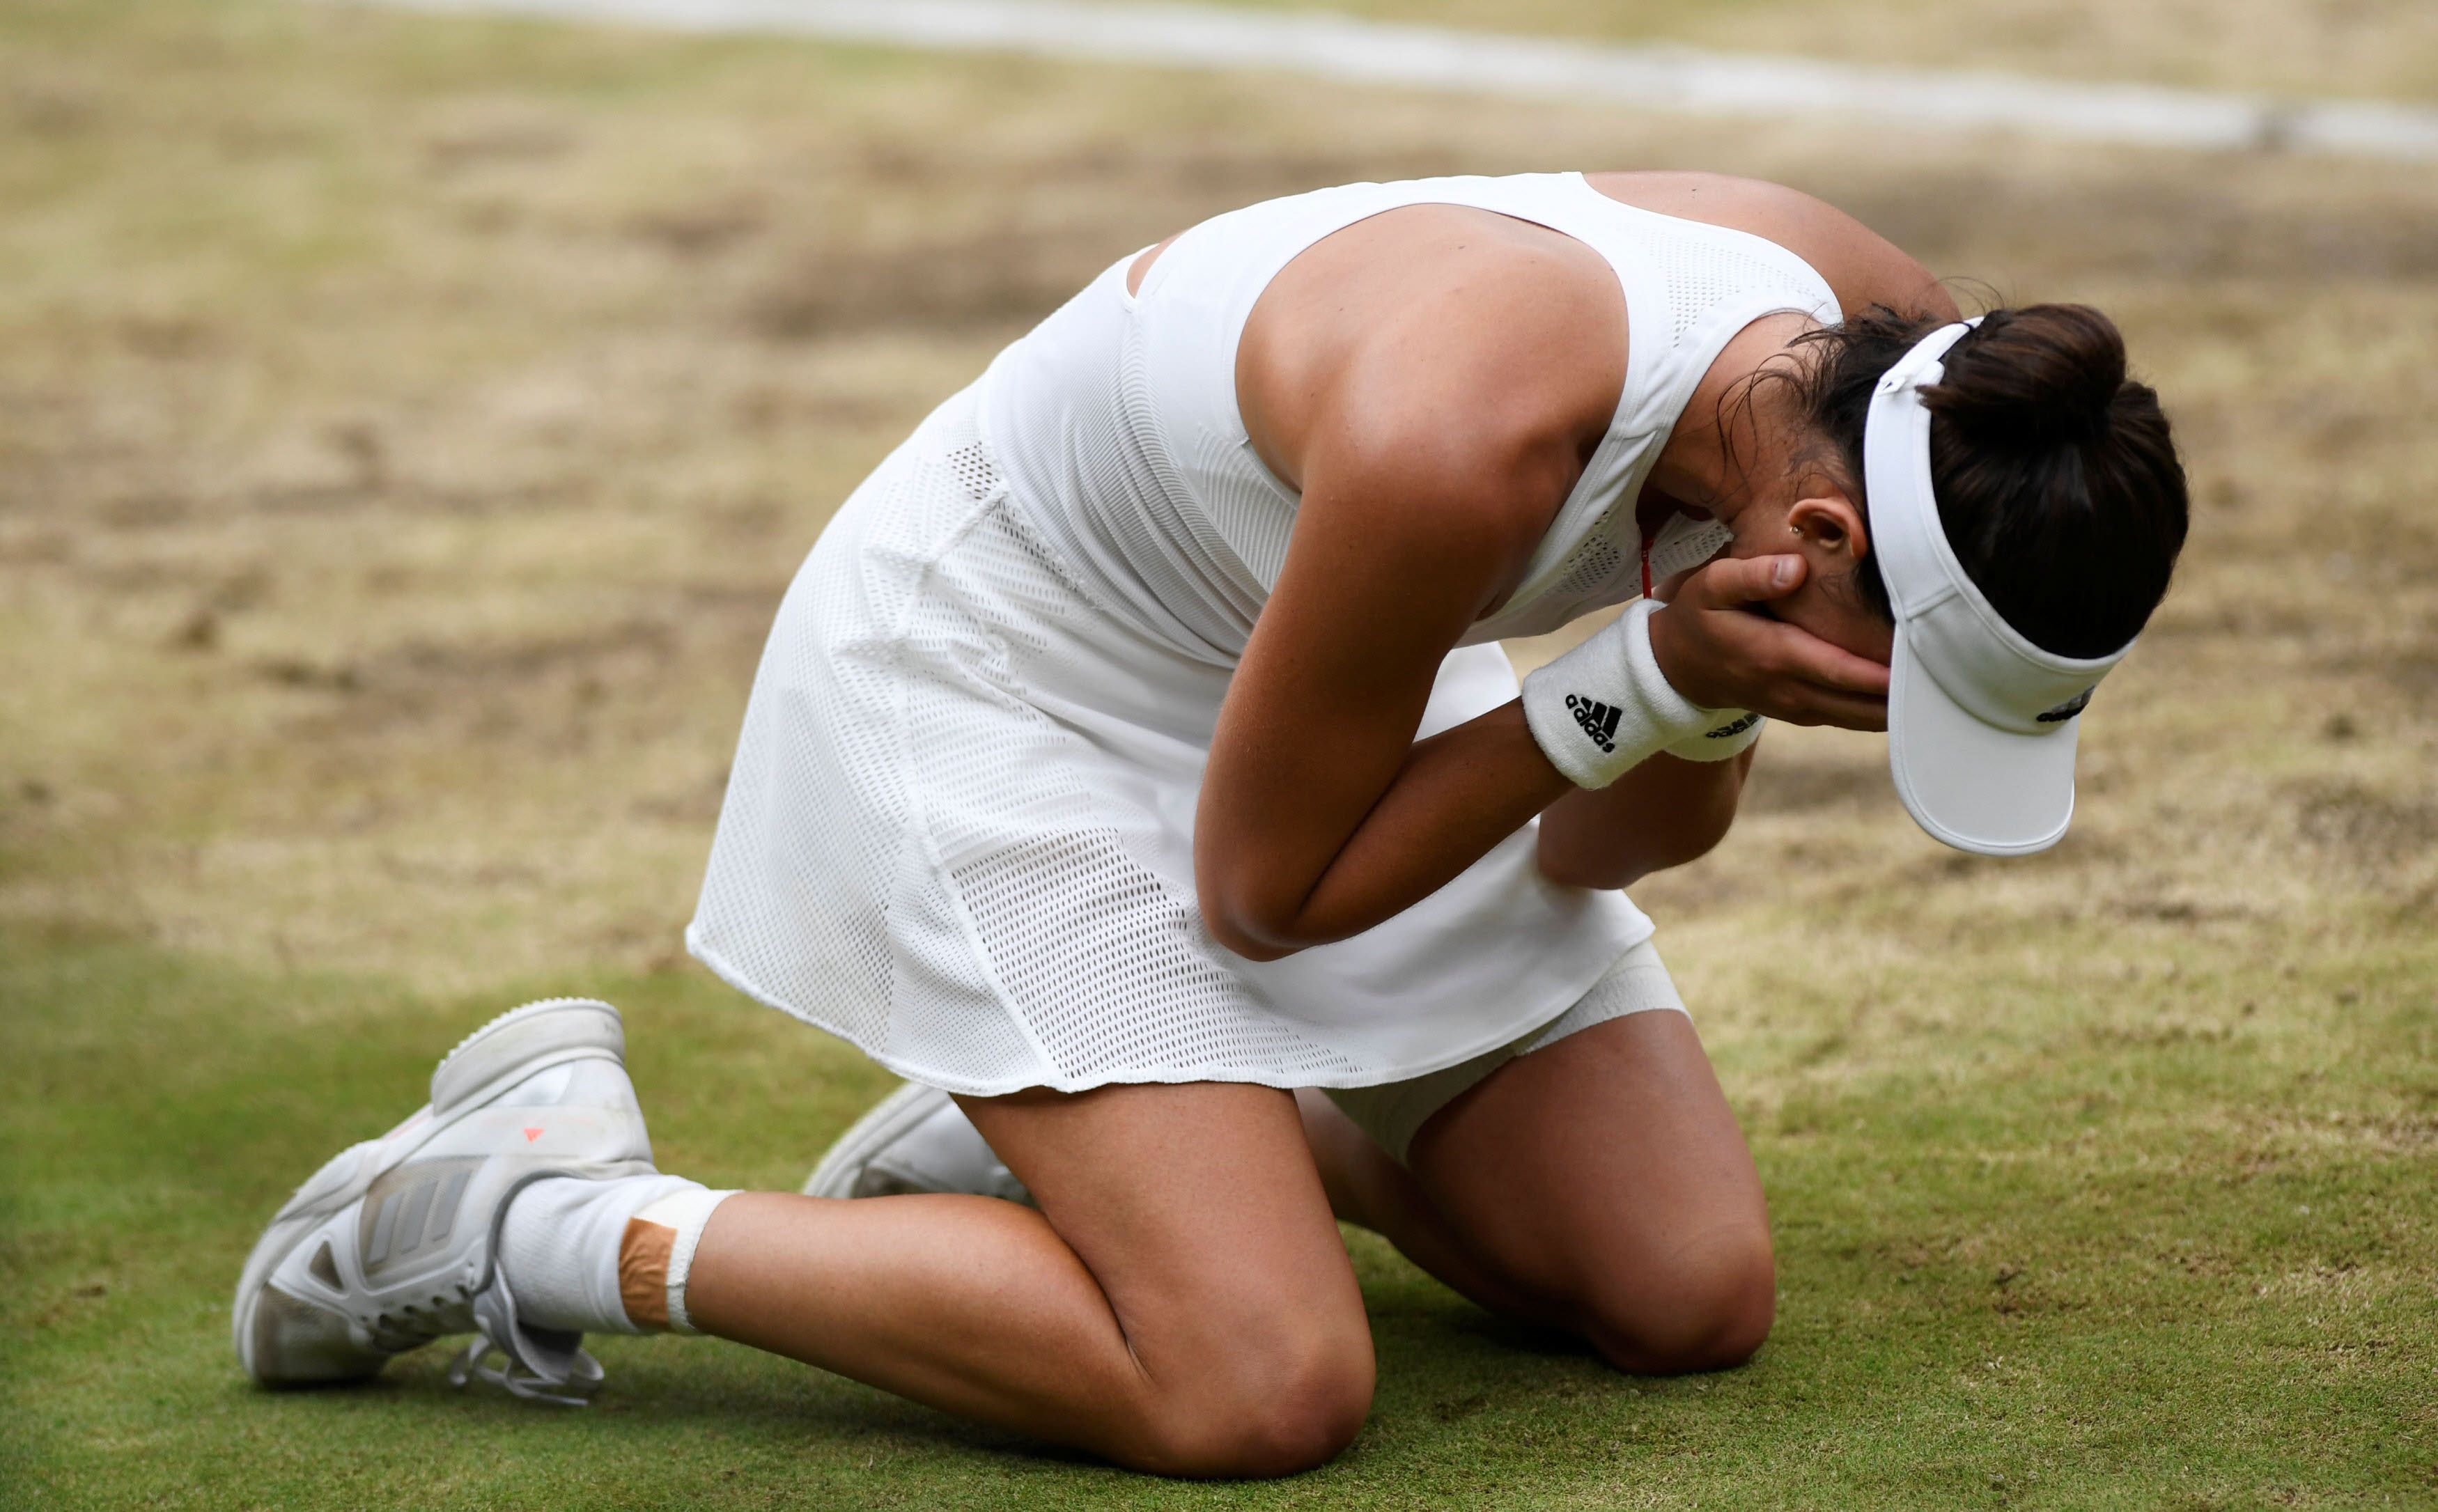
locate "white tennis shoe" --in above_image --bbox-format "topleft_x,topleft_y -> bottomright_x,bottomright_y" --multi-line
802,1082 -> 1033,1205
233,997 -> 657,1404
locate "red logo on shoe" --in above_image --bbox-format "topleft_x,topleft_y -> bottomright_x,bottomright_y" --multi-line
523,1127 -> 543,1142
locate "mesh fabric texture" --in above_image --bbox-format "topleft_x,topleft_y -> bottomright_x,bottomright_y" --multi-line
689,385 -> 1650,1095
986,173 -> 1842,659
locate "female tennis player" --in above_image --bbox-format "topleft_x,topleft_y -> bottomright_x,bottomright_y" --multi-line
234,171 -> 2187,1477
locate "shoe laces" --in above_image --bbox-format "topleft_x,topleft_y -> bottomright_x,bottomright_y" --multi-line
445,1273 -> 602,1408
447,1330 -> 604,1408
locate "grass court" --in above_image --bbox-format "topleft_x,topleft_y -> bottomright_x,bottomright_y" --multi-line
4,1 -> 2435,1504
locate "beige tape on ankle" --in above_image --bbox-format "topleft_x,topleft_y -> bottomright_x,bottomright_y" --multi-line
617,1219 -> 676,1330
623,1188 -> 738,1336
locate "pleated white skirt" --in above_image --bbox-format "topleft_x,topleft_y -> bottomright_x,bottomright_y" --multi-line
687,382 -> 1652,1096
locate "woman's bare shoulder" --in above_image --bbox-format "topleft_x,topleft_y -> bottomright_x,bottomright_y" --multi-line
1583,171 -> 1957,320
1241,204 -> 1628,500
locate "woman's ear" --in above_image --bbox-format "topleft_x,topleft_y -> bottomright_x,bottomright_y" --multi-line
1785,492 -> 1870,571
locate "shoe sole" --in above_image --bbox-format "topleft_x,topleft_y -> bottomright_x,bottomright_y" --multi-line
801,1081 -> 952,1198
232,998 -> 626,1381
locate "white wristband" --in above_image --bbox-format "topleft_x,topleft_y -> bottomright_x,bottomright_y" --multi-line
1521,601 -> 1718,789
1667,710 -> 1765,763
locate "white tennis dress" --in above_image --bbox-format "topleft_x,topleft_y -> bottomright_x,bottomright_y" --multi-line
688,173 -> 1840,1096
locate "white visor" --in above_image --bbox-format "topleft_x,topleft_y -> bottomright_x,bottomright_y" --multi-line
1865,321 -> 2135,857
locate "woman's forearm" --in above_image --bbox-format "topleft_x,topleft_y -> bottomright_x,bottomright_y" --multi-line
1535,748 -> 1753,890
1206,707 -> 1756,958
1204,701 -> 1574,960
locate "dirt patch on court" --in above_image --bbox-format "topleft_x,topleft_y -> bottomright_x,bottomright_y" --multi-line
2292,780 -> 2438,874
2,0 -> 2434,992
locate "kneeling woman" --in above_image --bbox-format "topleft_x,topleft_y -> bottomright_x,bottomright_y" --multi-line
235,171 -> 2187,1476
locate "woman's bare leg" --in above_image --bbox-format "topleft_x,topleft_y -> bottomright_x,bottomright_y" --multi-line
684,1081 -> 1373,1477
1293,1088 -> 1555,1324
1300,1010 -> 1775,1373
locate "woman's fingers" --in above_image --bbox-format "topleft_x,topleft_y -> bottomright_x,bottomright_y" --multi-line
1684,552 -> 1805,609
1757,627 -> 1890,728
1750,620 -> 1893,697
1652,552 -> 1893,724
1774,688 -> 1891,733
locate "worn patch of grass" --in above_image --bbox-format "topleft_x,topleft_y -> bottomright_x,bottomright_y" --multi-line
3,0 -> 2436,1506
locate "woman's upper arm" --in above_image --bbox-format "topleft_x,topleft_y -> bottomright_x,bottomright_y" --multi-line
1194,406 -> 1555,953
1810,203 -> 1959,321
1193,308 -> 1599,951
1744,180 -> 1959,322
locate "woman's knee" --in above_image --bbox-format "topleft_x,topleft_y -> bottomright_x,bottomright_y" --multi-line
1576,1226 -> 1776,1375
1133,1320 -> 1376,1478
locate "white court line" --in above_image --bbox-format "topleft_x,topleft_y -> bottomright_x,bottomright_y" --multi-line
363,0 -> 2438,163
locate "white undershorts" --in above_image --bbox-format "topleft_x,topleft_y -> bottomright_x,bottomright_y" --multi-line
1321,938 -> 1687,1166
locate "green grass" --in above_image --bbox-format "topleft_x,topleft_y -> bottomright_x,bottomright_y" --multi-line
5,0 -> 2437,1504
8,923 -> 2435,1509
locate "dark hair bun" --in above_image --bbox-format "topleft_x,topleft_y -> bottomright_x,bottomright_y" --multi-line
1925,304 -> 2127,446
1791,301 -> 2189,659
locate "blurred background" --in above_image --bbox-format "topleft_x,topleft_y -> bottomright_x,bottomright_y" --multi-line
3,1 -> 2434,1505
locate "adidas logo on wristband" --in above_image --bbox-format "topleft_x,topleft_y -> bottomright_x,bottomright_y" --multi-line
1564,694 -> 1623,753
1705,713 -> 1763,740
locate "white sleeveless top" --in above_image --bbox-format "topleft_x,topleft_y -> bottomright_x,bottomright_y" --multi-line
978,172 -> 1842,662
688,173 -> 1850,1097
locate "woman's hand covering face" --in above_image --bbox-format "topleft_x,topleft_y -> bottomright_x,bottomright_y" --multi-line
1646,554 -> 1892,731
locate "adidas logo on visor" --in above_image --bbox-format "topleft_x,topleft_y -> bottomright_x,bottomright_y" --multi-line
2036,687 -> 2095,724
1564,694 -> 1622,752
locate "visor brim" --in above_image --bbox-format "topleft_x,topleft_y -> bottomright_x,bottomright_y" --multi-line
1888,632 -> 2079,857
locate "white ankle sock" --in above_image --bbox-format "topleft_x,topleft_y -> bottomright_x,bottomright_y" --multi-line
499,1174 -> 734,1334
